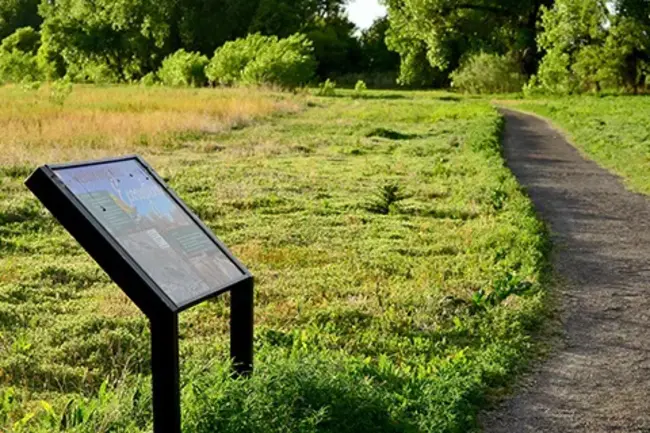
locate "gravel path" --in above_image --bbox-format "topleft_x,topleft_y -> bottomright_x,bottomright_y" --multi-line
481,109 -> 650,433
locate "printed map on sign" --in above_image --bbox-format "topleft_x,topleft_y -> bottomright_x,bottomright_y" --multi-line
55,159 -> 243,306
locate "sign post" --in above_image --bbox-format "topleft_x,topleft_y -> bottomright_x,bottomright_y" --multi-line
25,155 -> 253,433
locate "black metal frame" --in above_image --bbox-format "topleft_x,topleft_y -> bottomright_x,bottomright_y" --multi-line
25,155 -> 254,433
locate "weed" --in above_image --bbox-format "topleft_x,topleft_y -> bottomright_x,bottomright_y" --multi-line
317,79 -> 337,97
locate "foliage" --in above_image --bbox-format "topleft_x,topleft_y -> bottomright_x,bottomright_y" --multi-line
37,0 -> 171,82
240,33 -> 315,88
305,15 -> 362,79
385,0 -> 553,85
0,26 -> 38,53
48,79 -> 73,105
0,0 -> 41,41
0,26 -> 39,83
360,17 -> 400,75
139,72 -> 158,86
316,78 -> 336,96
206,34 -> 270,86
529,0 -> 650,94
0,88 -> 550,432
157,49 -> 208,87
515,97 -> 650,195
207,33 -> 315,89
451,53 -> 527,94
353,79 -> 367,98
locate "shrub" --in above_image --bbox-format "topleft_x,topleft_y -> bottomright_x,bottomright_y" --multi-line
206,34 -> 272,86
240,34 -> 316,89
207,33 -> 316,89
353,80 -> 367,98
317,79 -> 337,96
140,72 -> 158,86
0,50 -> 40,83
0,27 -> 41,83
1,27 -> 40,55
158,49 -> 209,87
450,52 -> 527,94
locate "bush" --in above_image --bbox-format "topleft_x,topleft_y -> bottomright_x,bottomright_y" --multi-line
0,50 -> 40,83
157,49 -> 209,87
1,27 -> 40,55
450,53 -> 527,94
353,79 -> 367,98
206,34 -> 271,86
240,34 -> 315,89
317,79 -> 337,96
0,27 -> 41,83
140,72 -> 158,87
207,33 -> 316,89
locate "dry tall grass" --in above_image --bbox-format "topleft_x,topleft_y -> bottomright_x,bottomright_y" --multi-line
0,84 -> 300,166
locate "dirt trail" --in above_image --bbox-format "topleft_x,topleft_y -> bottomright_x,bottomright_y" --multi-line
481,109 -> 650,432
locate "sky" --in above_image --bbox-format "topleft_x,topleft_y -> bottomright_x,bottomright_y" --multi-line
346,0 -> 387,30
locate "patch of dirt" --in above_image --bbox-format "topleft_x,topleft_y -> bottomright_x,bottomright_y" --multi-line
481,109 -> 650,432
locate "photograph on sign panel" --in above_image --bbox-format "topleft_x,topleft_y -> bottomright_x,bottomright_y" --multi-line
54,159 -> 243,306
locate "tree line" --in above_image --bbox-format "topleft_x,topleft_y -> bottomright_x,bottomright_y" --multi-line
386,0 -> 650,93
0,0 -> 649,93
0,0 -> 398,86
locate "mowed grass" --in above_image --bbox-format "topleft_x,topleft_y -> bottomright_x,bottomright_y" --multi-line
509,96 -> 650,195
0,88 -> 549,432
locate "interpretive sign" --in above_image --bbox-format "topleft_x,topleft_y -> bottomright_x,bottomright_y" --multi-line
26,155 -> 254,433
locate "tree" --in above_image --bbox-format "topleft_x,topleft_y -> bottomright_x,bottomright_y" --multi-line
38,0 -> 171,81
608,0 -> 650,92
531,0 -> 649,93
0,0 -> 41,41
385,0 -> 553,86
360,17 -> 400,74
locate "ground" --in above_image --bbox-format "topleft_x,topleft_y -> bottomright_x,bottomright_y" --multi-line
0,86 -> 548,432
482,109 -> 650,432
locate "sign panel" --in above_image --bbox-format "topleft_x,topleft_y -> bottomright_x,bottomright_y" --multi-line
53,158 -> 244,307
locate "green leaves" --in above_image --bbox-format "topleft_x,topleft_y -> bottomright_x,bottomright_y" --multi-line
157,49 -> 209,87
206,33 -> 315,89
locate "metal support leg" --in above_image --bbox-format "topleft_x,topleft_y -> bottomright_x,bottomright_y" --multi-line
230,279 -> 254,376
151,313 -> 181,433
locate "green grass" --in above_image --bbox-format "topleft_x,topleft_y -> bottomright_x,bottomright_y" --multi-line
0,88 -> 549,432
512,96 -> 650,195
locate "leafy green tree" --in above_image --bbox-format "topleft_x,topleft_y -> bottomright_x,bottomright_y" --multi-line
0,26 -> 40,82
606,1 -> 650,92
531,0 -> 649,94
0,0 -> 41,41
385,0 -> 553,86
38,0 -> 172,82
360,17 -> 399,74
173,0 -> 261,55
305,15 -> 362,78
0,25 -> 38,53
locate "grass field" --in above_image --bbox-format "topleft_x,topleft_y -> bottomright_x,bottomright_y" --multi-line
0,87 -> 549,432
508,97 -> 650,195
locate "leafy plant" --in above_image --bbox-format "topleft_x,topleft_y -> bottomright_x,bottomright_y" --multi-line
157,49 -> 209,87
367,181 -> 406,214
48,79 -> 73,105
353,79 -> 367,98
317,78 -> 337,96
450,52 -> 526,94
207,33 -> 315,89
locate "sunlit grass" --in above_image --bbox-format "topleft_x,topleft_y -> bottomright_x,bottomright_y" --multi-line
0,88 -> 549,433
0,84 -> 300,165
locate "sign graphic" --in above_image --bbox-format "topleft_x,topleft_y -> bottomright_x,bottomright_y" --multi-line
54,160 -> 243,307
